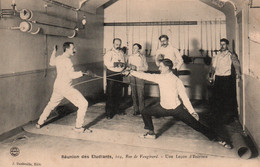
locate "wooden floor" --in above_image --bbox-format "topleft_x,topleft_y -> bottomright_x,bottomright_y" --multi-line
0,97 -> 259,167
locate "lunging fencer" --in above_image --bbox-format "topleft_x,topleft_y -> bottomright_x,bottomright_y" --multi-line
104,38 -> 126,119
36,42 -> 92,133
124,59 -> 232,149
128,43 -> 148,116
155,35 -> 183,76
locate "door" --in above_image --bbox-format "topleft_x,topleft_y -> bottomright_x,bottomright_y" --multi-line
236,11 -> 245,129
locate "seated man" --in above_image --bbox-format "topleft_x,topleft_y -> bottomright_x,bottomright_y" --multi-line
127,59 -> 232,149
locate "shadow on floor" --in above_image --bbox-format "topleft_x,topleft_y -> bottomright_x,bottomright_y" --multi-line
83,113 -> 106,129
156,118 -> 177,138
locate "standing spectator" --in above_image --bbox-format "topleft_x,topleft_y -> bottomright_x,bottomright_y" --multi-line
209,38 -> 241,124
104,38 -> 126,119
155,35 -> 183,75
128,43 -> 148,115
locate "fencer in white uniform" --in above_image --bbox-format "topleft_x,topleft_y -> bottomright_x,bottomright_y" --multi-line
36,42 -> 91,133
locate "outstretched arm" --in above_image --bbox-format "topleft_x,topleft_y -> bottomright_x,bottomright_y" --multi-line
131,71 -> 160,83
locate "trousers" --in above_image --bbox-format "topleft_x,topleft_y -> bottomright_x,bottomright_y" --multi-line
105,72 -> 123,117
38,86 -> 88,128
141,103 -> 217,140
211,75 -> 238,123
130,76 -> 145,113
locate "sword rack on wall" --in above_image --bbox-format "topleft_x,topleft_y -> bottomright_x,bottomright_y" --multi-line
0,1 -> 88,38
0,1 -> 18,18
104,21 -> 197,26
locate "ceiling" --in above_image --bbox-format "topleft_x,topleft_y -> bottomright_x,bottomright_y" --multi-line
53,0 -> 248,15
53,0 -> 110,13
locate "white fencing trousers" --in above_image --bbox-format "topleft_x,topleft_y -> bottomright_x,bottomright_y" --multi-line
38,87 -> 88,128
